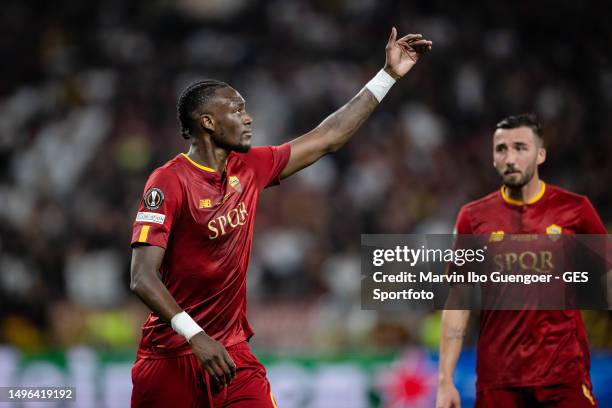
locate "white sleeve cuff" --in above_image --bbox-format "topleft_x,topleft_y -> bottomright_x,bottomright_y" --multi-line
364,69 -> 396,102
171,311 -> 204,342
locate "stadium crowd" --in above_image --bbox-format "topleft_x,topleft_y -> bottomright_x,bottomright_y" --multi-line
1,0 -> 611,354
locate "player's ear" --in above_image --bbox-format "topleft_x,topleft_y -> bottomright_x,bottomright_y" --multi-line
536,147 -> 546,165
200,114 -> 215,133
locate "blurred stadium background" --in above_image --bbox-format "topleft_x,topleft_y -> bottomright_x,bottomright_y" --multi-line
1,0 -> 611,407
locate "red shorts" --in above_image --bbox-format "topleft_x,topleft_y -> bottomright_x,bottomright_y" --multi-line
131,342 -> 277,408
476,382 -> 597,408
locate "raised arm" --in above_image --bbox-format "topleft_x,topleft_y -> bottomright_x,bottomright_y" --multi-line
280,27 -> 432,178
130,246 -> 236,385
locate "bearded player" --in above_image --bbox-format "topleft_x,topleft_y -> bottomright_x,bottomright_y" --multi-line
129,28 -> 432,407
435,114 -> 607,408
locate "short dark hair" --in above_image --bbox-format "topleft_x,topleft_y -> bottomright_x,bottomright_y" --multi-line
177,79 -> 228,139
495,113 -> 544,145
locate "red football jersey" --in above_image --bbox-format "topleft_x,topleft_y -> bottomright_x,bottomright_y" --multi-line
131,145 -> 291,358
455,182 -> 607,390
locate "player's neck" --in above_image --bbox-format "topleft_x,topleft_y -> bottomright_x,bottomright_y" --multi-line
186,139 -> 228,172
505,176 -> 542,203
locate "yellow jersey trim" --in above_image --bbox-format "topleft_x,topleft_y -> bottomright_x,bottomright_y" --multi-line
181,153 -> 216,172
500,181 -> 546,206
138,225 -> 150,242
270,392 -> 278,408
582,384 -> 596,405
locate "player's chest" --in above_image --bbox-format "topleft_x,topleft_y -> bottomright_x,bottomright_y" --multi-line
473,205 -> 580,235
180,172 -> 258,240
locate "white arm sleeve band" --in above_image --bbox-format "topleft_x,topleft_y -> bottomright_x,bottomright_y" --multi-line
171,311 -> 204,342
364,69 -> 396,102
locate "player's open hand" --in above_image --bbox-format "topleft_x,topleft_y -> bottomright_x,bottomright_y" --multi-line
189,332 -> 237,386
384,27 -> 432,80
436,381 -> 461,408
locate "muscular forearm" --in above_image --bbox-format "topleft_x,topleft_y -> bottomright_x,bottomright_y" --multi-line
281,29 -> 431,178
281,88 -> 379,178
130,248 -> 205,342
438,309 -> 470,385
130,246 -> 183,324
316,88 -> 379,153
130,270 -> 182,324
306,41 -> 423,154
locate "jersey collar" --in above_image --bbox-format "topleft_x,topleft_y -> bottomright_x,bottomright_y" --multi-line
181,153 -> 217,173
500,181 -> 546,206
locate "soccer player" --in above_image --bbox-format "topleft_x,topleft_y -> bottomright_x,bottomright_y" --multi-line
129,28 -> 432,407
435,114 -> 607,408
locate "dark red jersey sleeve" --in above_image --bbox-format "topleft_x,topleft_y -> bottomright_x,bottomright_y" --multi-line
239,144 -> 291,190
131,167 -> 183,249
575,198 -> 609,308
454,205 -> 474,234
452,206 -> 477,270
579,197 -> 607,234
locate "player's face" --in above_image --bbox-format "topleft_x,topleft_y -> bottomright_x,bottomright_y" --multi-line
493,127 -> 546,188
207,87 -> 253,153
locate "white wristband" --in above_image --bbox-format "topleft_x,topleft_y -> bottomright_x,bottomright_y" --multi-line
171,311 -> 204,342
364,69 -> 396,102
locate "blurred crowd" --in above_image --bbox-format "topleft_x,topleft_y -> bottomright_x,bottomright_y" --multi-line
1,0 -> 611,354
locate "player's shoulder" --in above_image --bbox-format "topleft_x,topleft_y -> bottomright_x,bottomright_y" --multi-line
461,190 -> 500,213
226,148 -> 265,175
147,155 -> 184,183
232,145 -> 274,162
230,145 -> 287,171
455,191 -> 499,227
545,183 -> 590,206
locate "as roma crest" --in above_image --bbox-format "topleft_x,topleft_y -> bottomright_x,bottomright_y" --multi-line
546,224 -> 562,241
228,176 -> 242,192
489,230 -> 505,242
